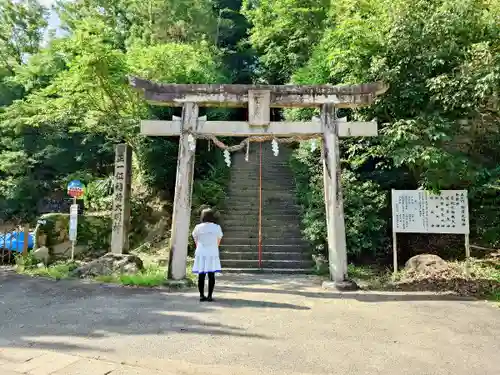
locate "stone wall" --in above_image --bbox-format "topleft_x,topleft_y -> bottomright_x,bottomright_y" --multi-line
34,213 -> 111,260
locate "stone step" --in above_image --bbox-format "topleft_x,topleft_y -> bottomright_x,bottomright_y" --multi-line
230,172 -> 293,177
229,178 -> 294,184
227,191 -> 296,197
233,160 -> 290,164
222,213 -> 301,221
221,259 -> 313,269
221,237 -> 308,246
227,187 -> 296,192
231,165 -> 292,169
219,213 -> 302,220
220,244 -> 310,253
221,204 -> 300,209
223,197 -> 299,203
221,144 -> 308,273
222,268 -> 313,274
224,228 -> 302,239
225,197 -> 299,202
220,251 -> 310,261
230,167 -> 291,171
228,182 -> 296,187
221,218 -> 302,227
223,222 -> 302,230
222,229 -> 303,238
220,207 -> 302,215
228,187 -> 294,192
222,217 -> 300,222
227,187 -> 297,193
222,211 -> 300,217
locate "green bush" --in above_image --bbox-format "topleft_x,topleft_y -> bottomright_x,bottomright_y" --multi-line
83,176 -> 114,212
290,141 -> 388,260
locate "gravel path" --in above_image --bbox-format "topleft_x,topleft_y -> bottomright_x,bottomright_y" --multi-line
0,269 -> 498,374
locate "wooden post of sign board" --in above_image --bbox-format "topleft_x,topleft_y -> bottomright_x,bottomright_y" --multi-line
22,223 -> 29,256
320,104 -> 351,288
168,102 -> 198,280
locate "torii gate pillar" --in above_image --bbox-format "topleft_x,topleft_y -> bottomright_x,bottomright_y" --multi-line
321,104 -> 349,286
168,103 -> 198,280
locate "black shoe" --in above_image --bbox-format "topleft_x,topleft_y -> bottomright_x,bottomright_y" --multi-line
207,296 -> 214,302
200,296 -> 208,302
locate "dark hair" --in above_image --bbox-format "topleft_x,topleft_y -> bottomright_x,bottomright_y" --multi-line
200,208 -> 217,223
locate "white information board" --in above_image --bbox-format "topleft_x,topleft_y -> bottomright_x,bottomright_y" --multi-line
391,190 -> 469,234
391,189 -> 470,272
69,204 -> 79,242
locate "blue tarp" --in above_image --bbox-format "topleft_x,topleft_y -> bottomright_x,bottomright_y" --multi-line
0,231 -> 34,252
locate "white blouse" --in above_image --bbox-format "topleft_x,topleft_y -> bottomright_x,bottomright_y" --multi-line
192,222 -> 223,257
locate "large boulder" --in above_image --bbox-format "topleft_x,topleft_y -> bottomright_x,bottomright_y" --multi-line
32,246 -> 50,264
405,254 -> 449,273
70,253 -> 144,278
34,213 -> 111,260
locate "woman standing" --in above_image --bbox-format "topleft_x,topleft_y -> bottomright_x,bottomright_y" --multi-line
192,208 -> 223,302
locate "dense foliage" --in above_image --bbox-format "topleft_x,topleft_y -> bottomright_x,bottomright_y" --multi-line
285,0 -> 500,258
0,0 -> 243,223
0,0 -> 499,261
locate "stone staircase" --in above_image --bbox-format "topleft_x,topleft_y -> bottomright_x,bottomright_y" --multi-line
219,142 -> 313,273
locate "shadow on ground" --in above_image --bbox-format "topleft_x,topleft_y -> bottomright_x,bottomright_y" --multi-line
0,269 -> 289,353
0,269 -> 487,356
216,274 -> 478,302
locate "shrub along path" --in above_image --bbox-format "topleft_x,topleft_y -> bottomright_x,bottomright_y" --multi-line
0,270 -> 499,375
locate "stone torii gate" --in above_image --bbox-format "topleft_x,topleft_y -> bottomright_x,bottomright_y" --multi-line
128,77 -> 387,287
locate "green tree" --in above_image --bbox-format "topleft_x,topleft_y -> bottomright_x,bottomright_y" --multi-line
289,0 -> 500,255
242,0 -> 329,84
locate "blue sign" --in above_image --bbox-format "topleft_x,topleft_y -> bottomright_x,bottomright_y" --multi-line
67,180 -> 85,198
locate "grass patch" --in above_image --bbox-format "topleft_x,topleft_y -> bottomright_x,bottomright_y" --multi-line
487,291 -> 500,307
119,265 -> 166,287
15,255 -> 78,280
185,257 -> 196,285
347,264 -> 393,290
93,274 -> 118,283
15,253 -> 197,289
93,262 -> 196,288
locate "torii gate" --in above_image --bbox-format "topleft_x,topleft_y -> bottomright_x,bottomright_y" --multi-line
127,77 -> 387,288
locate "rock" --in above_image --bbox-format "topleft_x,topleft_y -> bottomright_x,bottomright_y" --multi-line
70,253 -> 144,278
405,254 -> 449,273
322,280 -> 359,291
32,246 -> 50,264
157,258 -> 168,267
312,254 -> 328,274
34,213 -> 112,260
51,242 -> 86,259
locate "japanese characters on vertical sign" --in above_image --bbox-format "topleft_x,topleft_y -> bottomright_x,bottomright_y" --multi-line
248,90 -> 271,126
69,204 -> 79,242
391,190 -> 469,234
111,144 -> 131,253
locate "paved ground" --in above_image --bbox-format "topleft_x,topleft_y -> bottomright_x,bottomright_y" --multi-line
0,268 -> 499,375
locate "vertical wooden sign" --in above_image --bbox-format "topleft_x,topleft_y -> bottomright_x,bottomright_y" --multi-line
248,90 -> 271,126
111,144 -> 132,254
